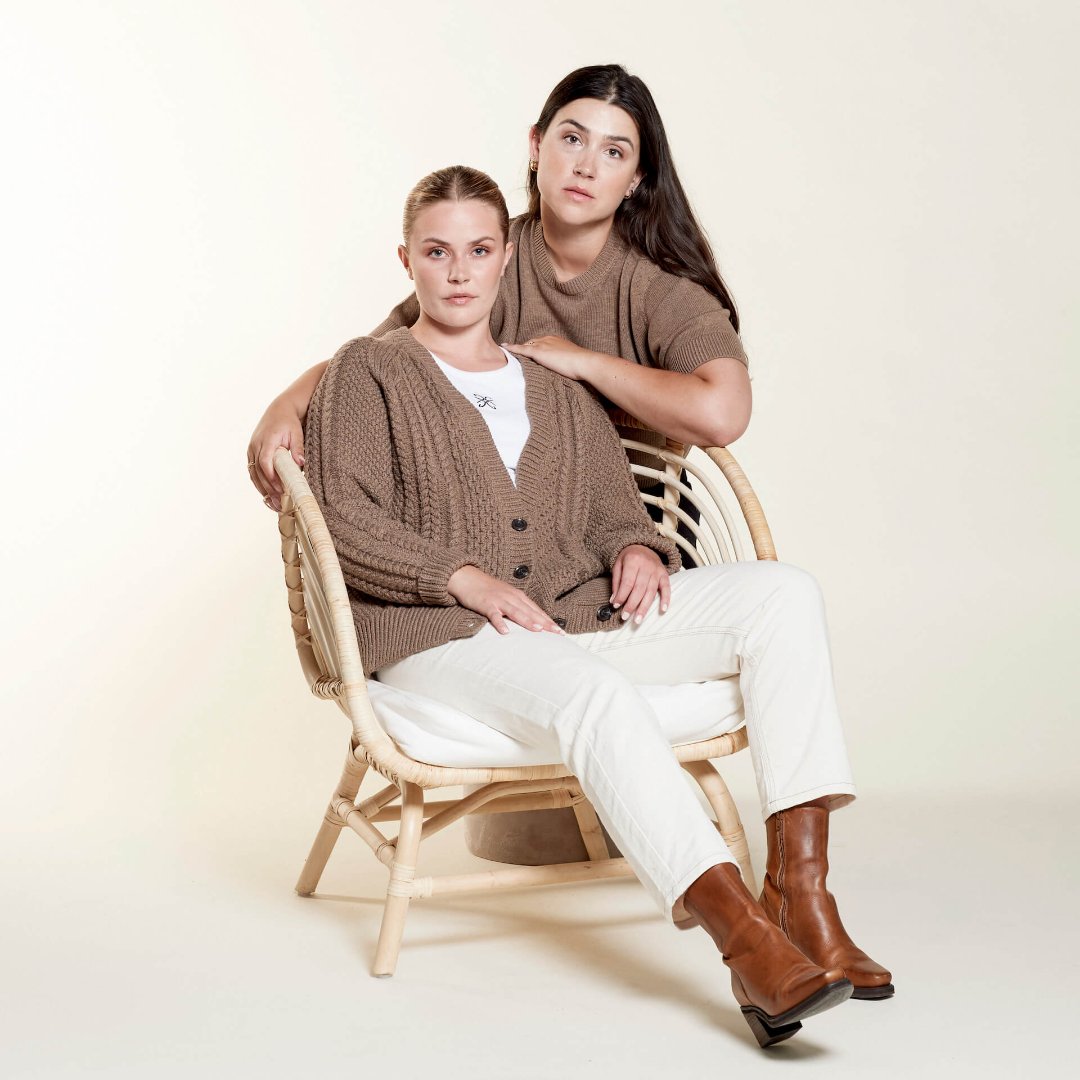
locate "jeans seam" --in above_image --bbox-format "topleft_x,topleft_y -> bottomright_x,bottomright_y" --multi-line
583,624 -> 751,656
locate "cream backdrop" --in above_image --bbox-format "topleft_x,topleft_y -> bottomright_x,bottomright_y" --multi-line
3,0 -> 1077,921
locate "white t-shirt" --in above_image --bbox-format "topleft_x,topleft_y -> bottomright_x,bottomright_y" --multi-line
430,348 -> 531,486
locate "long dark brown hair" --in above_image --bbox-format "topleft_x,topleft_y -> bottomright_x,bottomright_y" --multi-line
526,64 -> 739,331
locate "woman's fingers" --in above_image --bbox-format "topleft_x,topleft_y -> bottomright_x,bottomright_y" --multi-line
610,547 -> 669,623
246,444 -> 271,499
256,453 -> 281,500
611,553 -> 640,608
613,555 -> 649,615
484,592 -> 564,635
613,562 -> 638,614
250,418 -> 306,500
658,569 -> 671,614
621,570 -> 656,624
610,557 -> 624,606
454,568 -> 563,634
506,595 -> 564,633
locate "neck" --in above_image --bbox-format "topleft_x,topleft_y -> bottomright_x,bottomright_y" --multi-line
409,312 -> 505,371
538,203 -> 614,281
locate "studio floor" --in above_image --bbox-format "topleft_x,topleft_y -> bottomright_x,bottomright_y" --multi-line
3,787 -> 1073,1078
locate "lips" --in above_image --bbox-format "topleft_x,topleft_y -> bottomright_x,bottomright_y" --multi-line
564,186 -> 593,200
444,294 -> 477,305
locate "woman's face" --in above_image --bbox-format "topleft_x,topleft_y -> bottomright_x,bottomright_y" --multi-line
530,98 -> 644,227
398,199 -> 512,330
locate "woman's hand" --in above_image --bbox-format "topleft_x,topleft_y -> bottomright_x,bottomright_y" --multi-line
448,565 -> 566,636
502,336 -> 596,381
611,544 -> 671,624
246,397 -> 306,512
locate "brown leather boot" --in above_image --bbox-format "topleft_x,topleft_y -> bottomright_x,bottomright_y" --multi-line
760,803 -> 894,1000
684,862 -> 852,1047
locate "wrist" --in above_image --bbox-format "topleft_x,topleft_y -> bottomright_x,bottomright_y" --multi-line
575,348 -> 605,384
447,563 -> 483,601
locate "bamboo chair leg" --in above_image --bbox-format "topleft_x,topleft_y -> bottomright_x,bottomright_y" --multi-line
296,814 -> 345,897
569,788 -> 612,862
372,781 -> 425,978
682,759 -> 756,896
296,753 -> 368,896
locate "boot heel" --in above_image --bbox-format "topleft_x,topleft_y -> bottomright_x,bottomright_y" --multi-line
740,1007 -> 802,1048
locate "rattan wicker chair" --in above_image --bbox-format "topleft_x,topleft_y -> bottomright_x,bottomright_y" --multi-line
274,427 -> 777,978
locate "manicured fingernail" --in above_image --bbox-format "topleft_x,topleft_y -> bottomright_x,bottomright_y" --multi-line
612,602 -> 621,609
621,611 -> 629,621
635,614 -> 643,625
661,604 -> 668,613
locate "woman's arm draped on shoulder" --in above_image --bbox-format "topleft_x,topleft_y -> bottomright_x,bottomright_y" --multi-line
247,360 -> 327,508
246,295 -> 421,507
573,388 -> 681,572
506,273 -> 750,448
305,339 -> 478,606
641,273 -> 752,446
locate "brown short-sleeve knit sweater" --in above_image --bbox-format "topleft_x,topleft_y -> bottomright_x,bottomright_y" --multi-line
370,214 -> 747,372
304,327 -> 680,674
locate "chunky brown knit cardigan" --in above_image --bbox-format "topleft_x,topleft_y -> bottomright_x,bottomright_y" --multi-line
304,327 -> 681,673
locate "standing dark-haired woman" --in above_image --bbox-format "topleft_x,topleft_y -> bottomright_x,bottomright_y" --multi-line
246,64 -> 893,1006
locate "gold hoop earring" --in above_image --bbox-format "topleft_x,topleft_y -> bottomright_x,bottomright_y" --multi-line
529,160 -> 538,172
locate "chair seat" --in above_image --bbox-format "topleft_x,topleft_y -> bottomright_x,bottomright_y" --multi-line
367,676 -> 745,769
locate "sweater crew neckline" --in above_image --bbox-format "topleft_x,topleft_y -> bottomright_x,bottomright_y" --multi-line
528,217 -> 626,296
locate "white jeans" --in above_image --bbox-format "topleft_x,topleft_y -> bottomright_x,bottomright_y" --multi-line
378,562 -> 857,920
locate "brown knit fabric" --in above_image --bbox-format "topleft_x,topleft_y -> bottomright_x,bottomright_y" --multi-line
304,327 -> 681,674
370,215 -> 748,372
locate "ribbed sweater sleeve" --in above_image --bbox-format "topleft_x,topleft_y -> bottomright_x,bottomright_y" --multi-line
305,339 -> 478,605
575,387 -> 681,572
644,273 -> 748,373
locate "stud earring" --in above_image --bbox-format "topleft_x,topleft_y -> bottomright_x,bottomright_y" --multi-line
529,160 -> 538,172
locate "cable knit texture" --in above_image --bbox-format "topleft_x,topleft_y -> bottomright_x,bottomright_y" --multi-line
371,215 -> 748,372
304,327 -> 681,674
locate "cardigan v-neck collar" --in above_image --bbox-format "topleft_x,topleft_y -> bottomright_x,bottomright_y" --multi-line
388,327 -> 549,507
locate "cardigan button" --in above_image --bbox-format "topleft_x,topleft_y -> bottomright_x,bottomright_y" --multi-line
511,518 -> 528,532
512,565 -> 530,580
553,617 -> 567,629
596,604 -> 614,622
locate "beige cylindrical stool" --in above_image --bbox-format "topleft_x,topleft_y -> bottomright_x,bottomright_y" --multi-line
465,800 -> 619,864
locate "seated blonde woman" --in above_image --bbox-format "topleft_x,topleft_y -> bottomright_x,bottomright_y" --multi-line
304,165 -> 889,1048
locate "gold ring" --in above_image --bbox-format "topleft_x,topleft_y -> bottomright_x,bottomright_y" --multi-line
247,460 -> 256,470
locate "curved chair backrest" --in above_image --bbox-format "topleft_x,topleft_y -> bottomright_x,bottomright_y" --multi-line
273,434 -> 774,784
609,413 -> 776,565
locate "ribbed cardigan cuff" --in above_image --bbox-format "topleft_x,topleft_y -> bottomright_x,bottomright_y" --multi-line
418,551 -> 477,606
600,529 -> 681,572
665,328 -> 748,373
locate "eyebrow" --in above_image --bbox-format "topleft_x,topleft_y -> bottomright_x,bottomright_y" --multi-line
419,236 -> 498,245
557,117 -> 635,149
